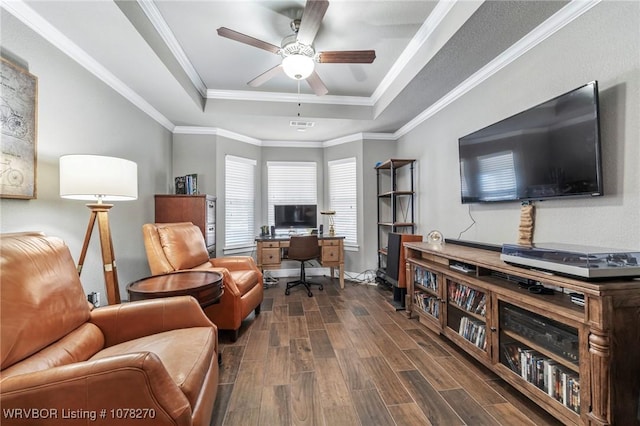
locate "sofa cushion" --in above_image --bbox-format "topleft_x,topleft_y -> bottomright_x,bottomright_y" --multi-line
1,323 -> 105,378
0,234 -> 91,370
157,223 -> 209,270
89,327 -> 215,407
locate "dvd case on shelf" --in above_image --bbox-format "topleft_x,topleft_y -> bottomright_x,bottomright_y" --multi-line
500,341 -> 580,413
413,290 -> 439,318
448,281 -> 487,316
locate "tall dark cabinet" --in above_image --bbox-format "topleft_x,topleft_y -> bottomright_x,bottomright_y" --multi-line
154,194 -> 216,258
375,159 -> 418,308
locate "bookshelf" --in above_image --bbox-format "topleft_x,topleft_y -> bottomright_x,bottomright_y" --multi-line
375,159 -> 416,284
404,241 -> 640,426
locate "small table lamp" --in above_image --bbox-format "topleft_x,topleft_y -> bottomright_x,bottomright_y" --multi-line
59,154 -> 138,305
321,210 -> 336,236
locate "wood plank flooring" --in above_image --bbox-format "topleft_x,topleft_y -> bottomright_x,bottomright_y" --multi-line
212,278 -> 562,426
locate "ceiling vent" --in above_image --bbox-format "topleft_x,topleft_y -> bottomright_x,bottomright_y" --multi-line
290,120 -> 315,128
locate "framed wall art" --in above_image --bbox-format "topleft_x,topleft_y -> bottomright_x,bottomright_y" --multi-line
0,57 -> 38,199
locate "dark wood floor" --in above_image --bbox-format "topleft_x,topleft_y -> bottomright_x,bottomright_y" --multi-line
212,277 -> 562,426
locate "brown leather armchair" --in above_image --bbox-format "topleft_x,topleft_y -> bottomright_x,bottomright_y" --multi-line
0,232 -> 218,426
142,222 -> 263,341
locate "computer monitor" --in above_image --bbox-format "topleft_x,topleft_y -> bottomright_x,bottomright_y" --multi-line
274,205 -> 317,229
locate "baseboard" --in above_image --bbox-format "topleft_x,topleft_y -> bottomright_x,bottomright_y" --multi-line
262,267 -> 375,285
265,267 -> 327,278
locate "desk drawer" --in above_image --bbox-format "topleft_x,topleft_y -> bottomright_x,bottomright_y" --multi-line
262,241 -> 280,248
322,246 -> 340,263
322,239 -> 341,247
261,248 -> 281,265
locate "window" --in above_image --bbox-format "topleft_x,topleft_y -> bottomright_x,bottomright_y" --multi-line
328,157 -> 357,246
267,161 -> 317,226
225,155 -> 256,249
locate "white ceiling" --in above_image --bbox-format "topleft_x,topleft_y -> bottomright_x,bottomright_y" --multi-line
8,0 -> 570,143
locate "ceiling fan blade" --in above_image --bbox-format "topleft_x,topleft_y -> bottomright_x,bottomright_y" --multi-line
297,0 -> 329,45
247,64 -> 283,87
217,27 -> 280,54
318,50 -> 376,64
306,71 -> 328,96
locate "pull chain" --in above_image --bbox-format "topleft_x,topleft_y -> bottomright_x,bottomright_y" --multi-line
297,80 -> 301,117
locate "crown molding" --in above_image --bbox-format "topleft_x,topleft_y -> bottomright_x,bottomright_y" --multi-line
173,126 -> 219,135
1,0 -> 175,132
172,127 -> 395,148
394,0 -> 602,139
216,128 -> 262,145
361,132 -> 397,141
173,126 -> 262,146
370,0 -> 458,105
321,132 -> 396,148
261,140 -> 325,148
206,89 -> 373,106
137,0 -> 207,97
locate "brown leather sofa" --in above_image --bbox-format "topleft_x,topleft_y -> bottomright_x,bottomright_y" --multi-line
0,232 -> 219,426
142,222 -> 263,341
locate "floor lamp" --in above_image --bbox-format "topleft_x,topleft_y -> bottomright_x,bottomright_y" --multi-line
59,155 -> 138,305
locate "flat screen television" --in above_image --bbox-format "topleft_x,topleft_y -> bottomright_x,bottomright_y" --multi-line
458,81 -> 603,203
274,204 -> 317,229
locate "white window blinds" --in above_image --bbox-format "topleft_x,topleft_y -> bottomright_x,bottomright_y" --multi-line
225,155 -> 256,248
328,157 -> 357,246
478,151 -> 517,201
267,161 -> 317,226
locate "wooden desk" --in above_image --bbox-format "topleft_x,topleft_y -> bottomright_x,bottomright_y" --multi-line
255,235 -> 345,289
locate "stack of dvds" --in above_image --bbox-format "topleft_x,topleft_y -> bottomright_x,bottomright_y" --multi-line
414,267 -> 438,292
458,316 -> 486,350
413,291 -> 439,317
501,343 -> 580,413
448,282 -> 487,316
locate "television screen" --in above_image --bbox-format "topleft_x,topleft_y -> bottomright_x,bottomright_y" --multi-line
458,81 -> 603,203
274,205 -> 317,229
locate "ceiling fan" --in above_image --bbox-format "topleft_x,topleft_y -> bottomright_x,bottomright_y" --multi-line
217,0 -> 376,96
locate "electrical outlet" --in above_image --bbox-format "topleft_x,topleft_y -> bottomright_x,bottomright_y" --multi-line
87,292 -> 100,308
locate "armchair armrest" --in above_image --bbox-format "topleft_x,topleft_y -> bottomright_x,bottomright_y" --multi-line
90,296 -> 215,348
0,352 -> 192,426
209,256 -> 259,273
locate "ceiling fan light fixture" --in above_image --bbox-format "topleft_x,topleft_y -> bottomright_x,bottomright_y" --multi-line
282,54 -> 314,80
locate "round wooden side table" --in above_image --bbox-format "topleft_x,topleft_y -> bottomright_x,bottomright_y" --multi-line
127,270 -> 223,308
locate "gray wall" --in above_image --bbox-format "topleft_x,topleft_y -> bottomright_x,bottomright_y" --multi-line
396,1 -> 640,249
172,133 -> 217,195
3,2 -> 638,301
0,13 -> 173,305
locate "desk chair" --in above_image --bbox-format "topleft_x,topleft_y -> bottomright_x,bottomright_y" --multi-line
286,235 -> 322,297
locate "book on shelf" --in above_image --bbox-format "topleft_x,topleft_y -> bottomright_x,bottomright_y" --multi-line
175,176 -> 186,194
174,173 -> 198,195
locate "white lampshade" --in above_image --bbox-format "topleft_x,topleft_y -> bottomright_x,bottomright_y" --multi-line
282,54 -> 315,80
60,155 -> 138,202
